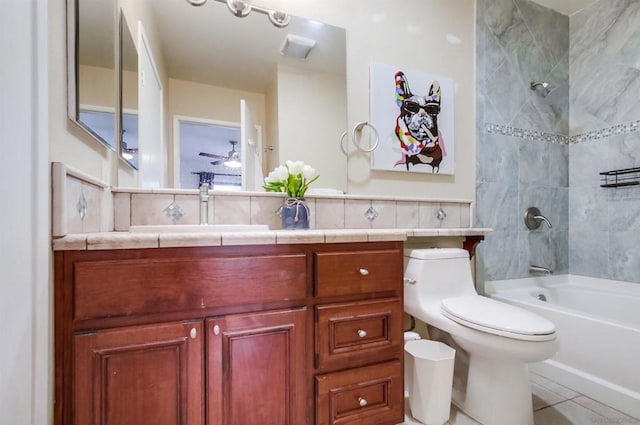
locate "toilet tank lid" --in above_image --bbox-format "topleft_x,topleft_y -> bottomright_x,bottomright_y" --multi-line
404,248 -> 469,260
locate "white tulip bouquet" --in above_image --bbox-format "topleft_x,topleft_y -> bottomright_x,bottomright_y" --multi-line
263,160 -> 319,198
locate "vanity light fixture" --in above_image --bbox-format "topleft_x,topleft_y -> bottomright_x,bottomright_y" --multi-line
186,0 -> 291,28
225,0 -> 251,17
280,34 -> 316,59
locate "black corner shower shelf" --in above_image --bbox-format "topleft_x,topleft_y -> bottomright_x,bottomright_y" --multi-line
600,167 -> 640,188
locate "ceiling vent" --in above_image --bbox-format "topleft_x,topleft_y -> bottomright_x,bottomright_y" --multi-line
280,34 -> 316,59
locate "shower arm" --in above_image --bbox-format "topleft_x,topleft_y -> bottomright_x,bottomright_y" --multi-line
530,81 -> 549,90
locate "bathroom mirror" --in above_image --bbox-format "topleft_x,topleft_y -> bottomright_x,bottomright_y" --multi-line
119,11 -> 139,169
68,0 -> 347,191
67,0 -> 117,150
150,0 -> 347,191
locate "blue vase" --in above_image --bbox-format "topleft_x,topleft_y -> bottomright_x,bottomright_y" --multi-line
281,198 -> 310,230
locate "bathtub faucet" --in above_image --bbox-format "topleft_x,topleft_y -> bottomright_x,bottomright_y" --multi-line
524,207 -> 552,230
529,265 -> 553,275
534,214 -> 552,229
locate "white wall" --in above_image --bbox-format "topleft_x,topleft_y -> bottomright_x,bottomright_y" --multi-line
263,0 -> 477,200
1,1 -> 50,425
276,65 -> 348,191
168,79 -> 267,128
78,65 -> 116,109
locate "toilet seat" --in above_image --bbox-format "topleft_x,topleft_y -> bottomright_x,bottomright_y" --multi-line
441,296 -> 556,341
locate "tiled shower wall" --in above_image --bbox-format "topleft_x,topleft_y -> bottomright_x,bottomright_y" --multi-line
568,1 -> 640,282
475,0 -> 570,281
476,0 -> 640,283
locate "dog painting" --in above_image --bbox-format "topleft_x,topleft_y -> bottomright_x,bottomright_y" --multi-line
370,63 -> 455,175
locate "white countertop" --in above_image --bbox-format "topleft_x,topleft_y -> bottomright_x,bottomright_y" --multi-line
52,228 -> 492,251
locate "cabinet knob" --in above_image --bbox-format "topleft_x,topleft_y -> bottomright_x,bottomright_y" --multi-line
359,268 -> 369,276
189,328 -> 197,339
358,397 -> 368,407
212,325 -> 220,335
357,329 -> 367,338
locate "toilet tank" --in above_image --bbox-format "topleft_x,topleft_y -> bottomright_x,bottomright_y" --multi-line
404,248 -> 477,301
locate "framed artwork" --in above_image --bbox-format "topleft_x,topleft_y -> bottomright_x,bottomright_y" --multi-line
370,63 -> 455,175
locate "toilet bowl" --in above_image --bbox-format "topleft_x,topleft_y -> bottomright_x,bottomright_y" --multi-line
403,248 -> 557,425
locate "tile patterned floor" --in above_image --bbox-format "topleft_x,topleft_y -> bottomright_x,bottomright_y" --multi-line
402,372 -> 640,425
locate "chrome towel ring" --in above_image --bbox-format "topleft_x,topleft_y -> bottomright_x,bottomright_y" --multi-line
352,121 -> 379,153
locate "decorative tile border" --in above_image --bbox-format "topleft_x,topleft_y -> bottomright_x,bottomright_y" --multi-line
570,120 -> 640,144
486,119 -> 640,145
485,124 -> 569,144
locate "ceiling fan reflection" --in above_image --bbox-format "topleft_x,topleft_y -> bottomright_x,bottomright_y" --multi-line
199,140 -> 242,168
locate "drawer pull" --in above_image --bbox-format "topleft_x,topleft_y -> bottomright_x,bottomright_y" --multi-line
359,268 -> 369,276
404,278 -> 417,285
357,329 -> 367,338
358,397 -> 368,407
189,328 -> 197,339
213,325 -> 220,335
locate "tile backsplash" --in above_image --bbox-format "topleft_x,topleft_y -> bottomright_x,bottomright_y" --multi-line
51,162 -> 112,236
52,162 -> 473,236
112,190 -> 473,233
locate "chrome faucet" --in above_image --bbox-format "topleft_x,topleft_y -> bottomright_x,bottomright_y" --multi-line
524,207 -> 552,230
199,183 -> 209,225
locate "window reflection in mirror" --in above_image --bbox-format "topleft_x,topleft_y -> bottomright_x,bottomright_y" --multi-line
177,119 -> 242,191
74,0 -> 117,150
119,12 -> 139,169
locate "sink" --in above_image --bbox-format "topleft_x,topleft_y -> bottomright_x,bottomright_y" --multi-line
129,224 -> 269,233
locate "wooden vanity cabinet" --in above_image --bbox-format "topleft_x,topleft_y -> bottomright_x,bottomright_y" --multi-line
313,247 -> 405,425
55,241 -> 404,425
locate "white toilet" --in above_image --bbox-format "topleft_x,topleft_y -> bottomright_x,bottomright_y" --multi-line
404,248 -> 558,425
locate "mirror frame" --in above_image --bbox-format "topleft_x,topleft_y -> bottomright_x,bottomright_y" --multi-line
66,0 -> 118,151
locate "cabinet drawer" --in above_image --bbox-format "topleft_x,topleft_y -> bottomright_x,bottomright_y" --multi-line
315,361 -> 404,425
314,249 -> 401,297
73,254 -> 306,320
315,298 -> 403,370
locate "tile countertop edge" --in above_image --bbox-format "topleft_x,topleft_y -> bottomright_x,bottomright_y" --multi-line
52,228 -> 493,250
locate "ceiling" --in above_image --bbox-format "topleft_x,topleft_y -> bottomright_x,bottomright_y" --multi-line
148,0 -> 346,93
530,0 -> 600,15
79,0 -> 346,93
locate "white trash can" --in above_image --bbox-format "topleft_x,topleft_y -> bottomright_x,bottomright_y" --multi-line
404,331 -> 422,397
404,340 -> 456,425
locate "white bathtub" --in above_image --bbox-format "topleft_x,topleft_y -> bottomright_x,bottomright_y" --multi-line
486,274 -> 640,420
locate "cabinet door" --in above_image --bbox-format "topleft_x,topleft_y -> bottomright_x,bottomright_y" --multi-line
74,321 -> 203,425
207,308 -> 307,425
